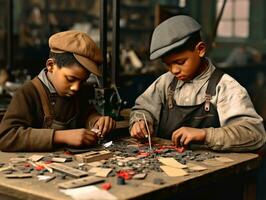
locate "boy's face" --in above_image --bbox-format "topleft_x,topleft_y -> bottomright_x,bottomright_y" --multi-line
162,42 -> 206,82
46,59 -> 90,97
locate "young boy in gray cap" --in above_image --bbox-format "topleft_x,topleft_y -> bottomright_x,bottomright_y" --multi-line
130,15 -> 266,152
0,30 -> 116,151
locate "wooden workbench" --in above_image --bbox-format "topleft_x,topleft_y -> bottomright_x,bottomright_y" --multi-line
0,138 -> 261,200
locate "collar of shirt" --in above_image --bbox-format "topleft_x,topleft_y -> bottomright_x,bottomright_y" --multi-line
37,68 -> 57,94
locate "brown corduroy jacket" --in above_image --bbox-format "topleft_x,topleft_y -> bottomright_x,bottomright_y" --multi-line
0,79 -> 100,152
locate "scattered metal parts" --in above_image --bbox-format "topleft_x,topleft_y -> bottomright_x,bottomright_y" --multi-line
117,170 -> 135,180
117,176 -> 126,185
99,139 -> 218,176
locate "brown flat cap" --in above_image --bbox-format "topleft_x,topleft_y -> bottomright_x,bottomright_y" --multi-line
49,30 -> 102,76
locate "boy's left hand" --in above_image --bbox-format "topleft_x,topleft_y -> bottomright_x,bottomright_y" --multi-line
93,116 -> 116,137
171,127 -> 206,147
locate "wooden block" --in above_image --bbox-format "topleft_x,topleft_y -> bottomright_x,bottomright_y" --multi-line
75,150 -> 113,163
5,173 -> 32,178
29,154 -> 44,162
52,157 -> 67,163
57,176 -> 104,189
0,166 -> 14,172
87,161 -> 104,167
88,167 -> 113,177
9,157 -> 27,163
48,163 -> 88,178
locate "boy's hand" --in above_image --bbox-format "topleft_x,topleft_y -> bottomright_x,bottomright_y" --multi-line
171,127 -> 206,147
54,129 -> 98,146
130,120 -> 153,139
93,116 -> 116,137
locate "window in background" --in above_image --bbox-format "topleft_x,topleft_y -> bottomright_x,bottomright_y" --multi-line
216,0 -> 250,38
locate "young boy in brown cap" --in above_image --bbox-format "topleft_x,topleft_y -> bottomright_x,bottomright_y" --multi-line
0,30 -> 116,151
130,15 -> 266,152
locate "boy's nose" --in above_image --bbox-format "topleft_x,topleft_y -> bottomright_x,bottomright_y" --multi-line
70,82 -> 80,91
170,65 -> 181,74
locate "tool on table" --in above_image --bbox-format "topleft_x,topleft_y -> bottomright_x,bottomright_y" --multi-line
134,112 -> 152,150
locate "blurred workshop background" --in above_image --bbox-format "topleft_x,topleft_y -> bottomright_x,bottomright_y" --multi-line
1,0 -> 266,124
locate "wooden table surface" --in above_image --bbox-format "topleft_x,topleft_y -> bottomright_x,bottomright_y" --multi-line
0,137 -> 261,200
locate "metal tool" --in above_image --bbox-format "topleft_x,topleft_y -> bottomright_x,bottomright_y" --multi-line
142,113 -> 152,150
134,112 -> 152,150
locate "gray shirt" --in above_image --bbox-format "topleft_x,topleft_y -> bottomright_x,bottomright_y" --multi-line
130,58 -> 266,152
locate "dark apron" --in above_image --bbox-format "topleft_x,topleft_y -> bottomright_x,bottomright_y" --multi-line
157,69 -> 224,139
32,77 -> 78,130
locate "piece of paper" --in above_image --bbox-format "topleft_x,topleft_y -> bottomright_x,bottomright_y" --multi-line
187,163 -> 207,172
160,165 -> 188,177
215,157 -> 234,163
158,157 -> 187,169
103,141 -> 113,148
60,185 -> 117,200
202,159 -> 224,167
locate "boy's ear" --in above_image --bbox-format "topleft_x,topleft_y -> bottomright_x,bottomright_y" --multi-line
46,58 -> 55,72
195,41 -> 206,57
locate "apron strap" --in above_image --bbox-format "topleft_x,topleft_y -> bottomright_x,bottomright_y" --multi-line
167,78 -> 178,109
205,69 -> 224,111
31,77 -> 54,127
167,69 -> 224,111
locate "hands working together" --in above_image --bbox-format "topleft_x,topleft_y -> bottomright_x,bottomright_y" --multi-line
54,116 -> 116,147
130,121 -> 206,147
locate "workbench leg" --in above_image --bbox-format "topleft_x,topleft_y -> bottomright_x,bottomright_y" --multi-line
256,157 -> 266,200
243,171 -> 256,200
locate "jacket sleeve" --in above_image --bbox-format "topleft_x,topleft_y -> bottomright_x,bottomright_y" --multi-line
129,74 -> 168,131
204,75 -> 266,152
0,83 -> 54,152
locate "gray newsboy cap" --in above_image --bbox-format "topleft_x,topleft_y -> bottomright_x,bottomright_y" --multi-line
150,15 -> 201,60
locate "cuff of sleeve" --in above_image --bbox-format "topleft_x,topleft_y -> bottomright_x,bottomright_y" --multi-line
30,128 -> 55,151
204,127 -> 214,146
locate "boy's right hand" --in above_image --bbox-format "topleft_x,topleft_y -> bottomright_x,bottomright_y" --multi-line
130,120 -> 153,139
54,129 -> 98,147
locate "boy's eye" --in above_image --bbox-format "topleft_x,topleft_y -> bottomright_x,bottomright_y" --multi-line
66,77 -> 76,82
175,60 -> 186,65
